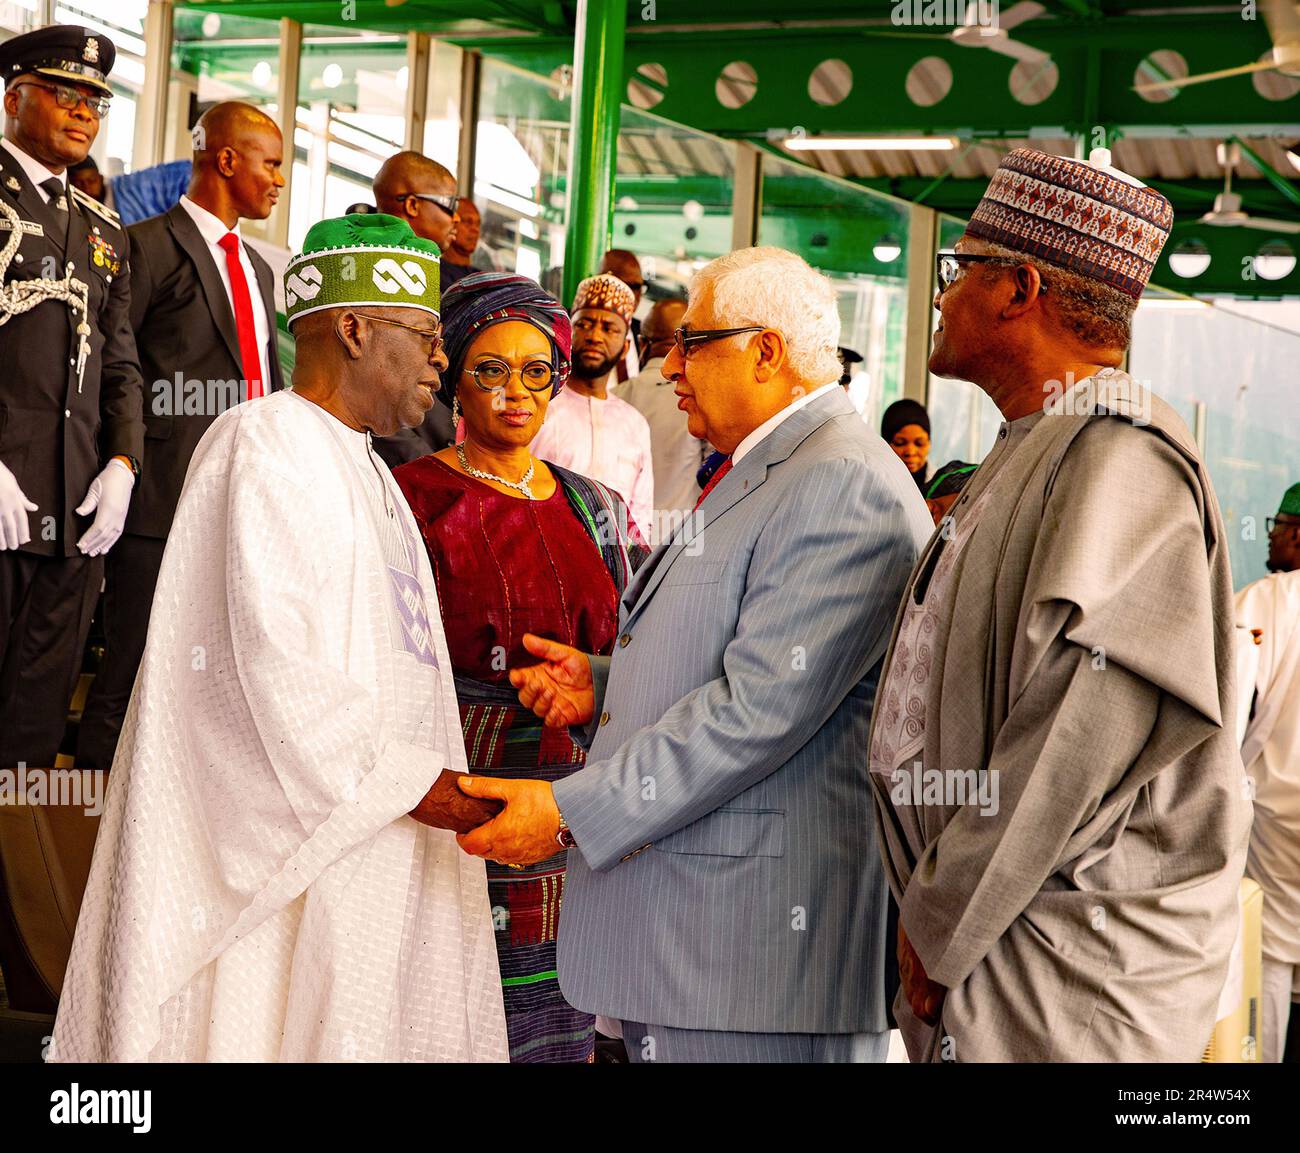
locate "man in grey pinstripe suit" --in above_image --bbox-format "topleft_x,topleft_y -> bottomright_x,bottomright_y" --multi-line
458,247 -> 932,1062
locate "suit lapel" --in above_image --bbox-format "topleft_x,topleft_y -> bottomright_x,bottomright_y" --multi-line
621,387 -> 856,628
167,203 -> 244,370
65,192 -> 89,283
248,249 -> 283,391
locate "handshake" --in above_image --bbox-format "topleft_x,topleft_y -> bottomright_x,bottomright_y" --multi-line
408,633 -> 596,867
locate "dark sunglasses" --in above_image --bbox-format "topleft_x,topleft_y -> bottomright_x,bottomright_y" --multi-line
404,192 -> 460,217
673,325 -> 764,358
936,250 -> 1047,294
14,79 -> 110,118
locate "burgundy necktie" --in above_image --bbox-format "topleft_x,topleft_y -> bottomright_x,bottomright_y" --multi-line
217,232 -> 264,399
694,457 -> 733,510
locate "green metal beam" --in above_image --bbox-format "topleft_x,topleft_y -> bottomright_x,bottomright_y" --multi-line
463,14 -> 1296,140
1232,136 -> 1300,213
563,0 -> 626,306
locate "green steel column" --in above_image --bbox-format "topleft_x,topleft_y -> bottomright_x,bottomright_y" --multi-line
562,0 -> 626,307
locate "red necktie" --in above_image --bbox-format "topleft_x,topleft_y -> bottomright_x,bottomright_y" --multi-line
694,457 -> 733,510
217,232 -> 264,400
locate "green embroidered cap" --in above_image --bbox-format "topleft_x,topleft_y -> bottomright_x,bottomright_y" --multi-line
284,213 -> 441,330
1280,482 -> 1300,519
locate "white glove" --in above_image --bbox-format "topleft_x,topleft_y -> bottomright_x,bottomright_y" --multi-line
75,458 -> 135,557
0,460 -> 38,550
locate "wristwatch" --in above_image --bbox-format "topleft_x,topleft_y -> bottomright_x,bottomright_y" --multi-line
112,454 -> 141,482
556,814 -> 576,849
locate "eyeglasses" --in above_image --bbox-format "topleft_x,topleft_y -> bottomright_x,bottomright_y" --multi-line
673,325 -> 764,359
1267,517 -> 1300,535
935,250 -> 1047,295
354,312 -> 443,356
14,80 -> 111,119
403,192 -> 460,218
464,358 -> 554,393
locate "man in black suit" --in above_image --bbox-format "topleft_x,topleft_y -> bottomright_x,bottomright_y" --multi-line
370,150 -> 459,467
0,26 -> 144,773
76,101 -> 285,769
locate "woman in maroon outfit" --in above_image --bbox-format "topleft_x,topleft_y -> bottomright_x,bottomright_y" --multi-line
394,273 -> 644,1063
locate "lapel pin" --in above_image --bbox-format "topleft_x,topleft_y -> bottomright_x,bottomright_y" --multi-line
4,175 -> 18,192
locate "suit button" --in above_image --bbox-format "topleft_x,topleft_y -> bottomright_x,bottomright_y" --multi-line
619,633 -> 630,648
599,711 -> 610,726
64,409 -> 71,418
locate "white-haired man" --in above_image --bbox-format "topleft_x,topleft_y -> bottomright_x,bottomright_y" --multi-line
451,246 -> 933,1062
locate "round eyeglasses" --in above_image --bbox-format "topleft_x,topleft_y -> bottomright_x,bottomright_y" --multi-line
464,358 -> 554,393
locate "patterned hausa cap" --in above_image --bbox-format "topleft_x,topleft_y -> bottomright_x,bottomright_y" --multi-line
284,213 -> 441,330
966,147 -> 1174,300
571,272 -> 636,326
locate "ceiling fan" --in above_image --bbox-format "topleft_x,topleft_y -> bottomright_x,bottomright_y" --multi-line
1200,143 -> 1300,234
1133,0 -> 1300,94
950,1 -> 1050,65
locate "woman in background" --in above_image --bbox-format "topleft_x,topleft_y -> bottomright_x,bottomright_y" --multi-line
881,399 -> 931,492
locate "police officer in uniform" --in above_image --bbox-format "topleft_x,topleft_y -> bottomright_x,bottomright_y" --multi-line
0,26 -> 144,772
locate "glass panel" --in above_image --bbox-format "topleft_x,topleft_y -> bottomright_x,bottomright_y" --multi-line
611,106 -> 733,305
51,0 -> 148,172
290,26 -> 408,251
757,153 -> 910,425
422,39 -> 463,175
171,8 -> 283,165
474,58 -> 570,294
1130,297 -> 1300,590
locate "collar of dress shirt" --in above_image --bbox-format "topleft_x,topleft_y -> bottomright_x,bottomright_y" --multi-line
731,381 -> 841,465
1,136 -> 65,192
180,193 -> 242,248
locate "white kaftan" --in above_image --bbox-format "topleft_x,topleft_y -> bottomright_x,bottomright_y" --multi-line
50,391 -> 508,1062
1234,569 -> 1300,1061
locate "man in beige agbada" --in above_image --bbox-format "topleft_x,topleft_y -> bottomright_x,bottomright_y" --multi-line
868,148 -> 1251,1062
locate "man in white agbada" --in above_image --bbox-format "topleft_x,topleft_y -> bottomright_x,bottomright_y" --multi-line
1235,481 -> 1300,1063
51,214 -> 508,1062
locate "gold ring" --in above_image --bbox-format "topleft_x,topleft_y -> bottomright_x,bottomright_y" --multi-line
507,863 -> 525,871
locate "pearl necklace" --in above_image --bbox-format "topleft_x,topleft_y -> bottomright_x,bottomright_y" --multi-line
456,443 -> 536,499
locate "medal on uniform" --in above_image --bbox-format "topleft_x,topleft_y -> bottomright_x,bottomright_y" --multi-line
89,231 -> 120,274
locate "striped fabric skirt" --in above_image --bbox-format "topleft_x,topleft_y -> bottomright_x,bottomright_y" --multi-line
457,676 -> 595,1064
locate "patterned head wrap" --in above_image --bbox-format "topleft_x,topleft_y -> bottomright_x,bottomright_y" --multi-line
967,147 -> 1173,300
439,271 -> 572,403
571,272 -> 635,327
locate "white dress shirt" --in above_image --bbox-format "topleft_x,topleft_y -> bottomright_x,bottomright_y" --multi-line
179,194 -> 271,390
1,136 -> 65,202
732,381 -> 842,464
531,385 -> 655,538
615,355 -> 708,517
